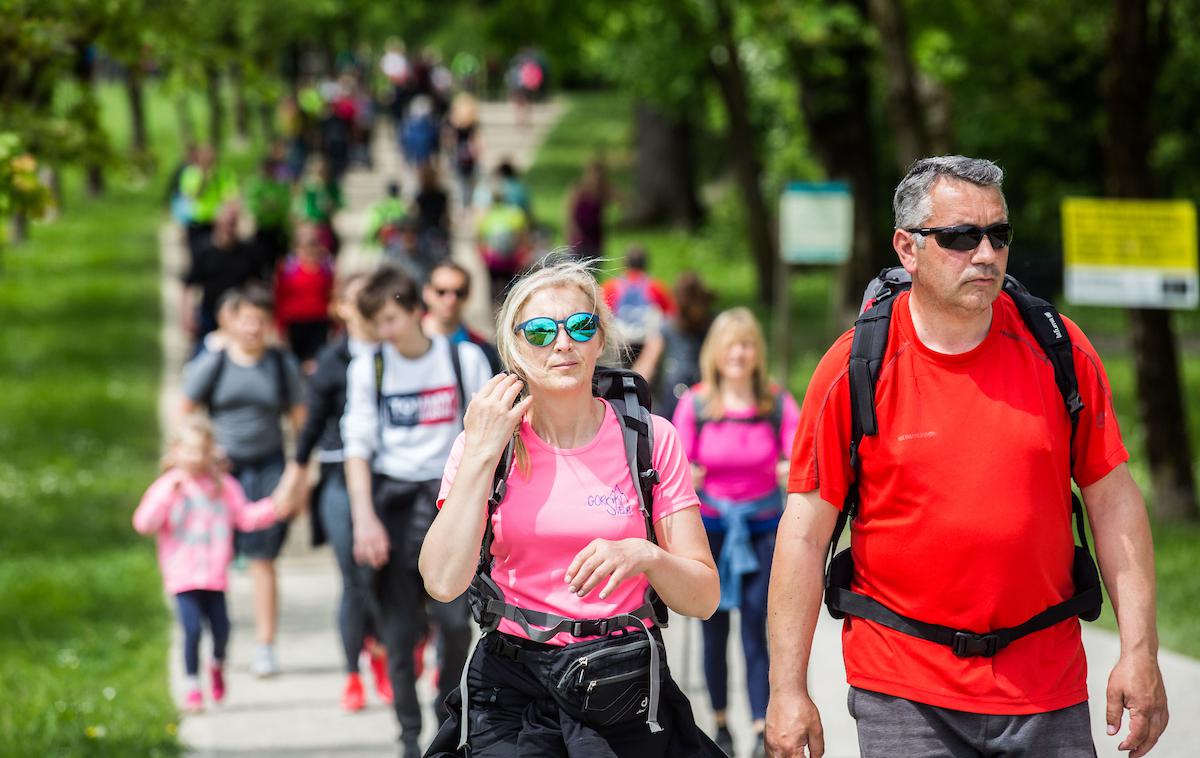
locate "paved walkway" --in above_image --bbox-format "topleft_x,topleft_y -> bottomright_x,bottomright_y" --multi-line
156,101 -> 1200,757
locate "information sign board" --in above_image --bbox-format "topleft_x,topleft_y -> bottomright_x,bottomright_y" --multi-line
1062,198 -> 1198,309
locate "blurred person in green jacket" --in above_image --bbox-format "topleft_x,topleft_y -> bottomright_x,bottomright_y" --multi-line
296,155 -> 343,256
364,181 -> 410,251
180,144 -> 239,261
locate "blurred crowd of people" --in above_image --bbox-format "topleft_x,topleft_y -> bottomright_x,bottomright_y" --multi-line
140,38 -> 798,758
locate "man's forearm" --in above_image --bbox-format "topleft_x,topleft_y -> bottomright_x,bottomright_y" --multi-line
768,494 -> 835,697
1084,465 -> 1159,656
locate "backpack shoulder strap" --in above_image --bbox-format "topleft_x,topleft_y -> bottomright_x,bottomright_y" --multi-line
268,347 -> 293,410
692,391 -> 708,440
1002,282 -> 1084,437
198,349 -> 229,410
447,339 -> 467,428
373,347 -> 386,434
769,389 -> 786,455
607,374 -> 670,628
848,294 -> 898,445
828,287 -> 901,578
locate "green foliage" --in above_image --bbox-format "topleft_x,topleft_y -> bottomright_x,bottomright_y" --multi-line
0,133 -> 53,220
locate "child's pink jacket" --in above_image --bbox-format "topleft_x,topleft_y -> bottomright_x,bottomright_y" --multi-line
133,470 -> 277,594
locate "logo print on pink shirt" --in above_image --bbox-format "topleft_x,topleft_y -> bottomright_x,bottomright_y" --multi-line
586,485 -> 636,517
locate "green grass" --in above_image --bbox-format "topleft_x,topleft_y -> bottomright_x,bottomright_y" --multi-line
527,91 -> 1200,659
0,78 -> 260,756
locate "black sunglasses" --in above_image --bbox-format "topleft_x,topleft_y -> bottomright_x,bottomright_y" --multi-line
904,222 -> 1013,252
434,287 -> 469,299
514,312 -> 598,347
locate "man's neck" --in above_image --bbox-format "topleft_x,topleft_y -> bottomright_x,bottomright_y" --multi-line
422,314 -> 462,338
390,331 -> 433,360
907,289 -> 993,355
228,342 -> 265,364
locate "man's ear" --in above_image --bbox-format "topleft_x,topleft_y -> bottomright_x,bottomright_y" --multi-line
893,228 -> 919,276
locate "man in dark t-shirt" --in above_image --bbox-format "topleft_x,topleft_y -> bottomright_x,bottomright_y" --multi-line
183,205 -> 268,344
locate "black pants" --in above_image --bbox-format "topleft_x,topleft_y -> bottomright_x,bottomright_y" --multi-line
374,476 -> 471,743
425,634 -> 726,757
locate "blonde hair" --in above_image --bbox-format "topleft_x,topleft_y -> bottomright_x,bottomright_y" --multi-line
172,412 -> 217,447
164,413 -> 223,489
493,253 -> 623,473
697,307 -> 775,418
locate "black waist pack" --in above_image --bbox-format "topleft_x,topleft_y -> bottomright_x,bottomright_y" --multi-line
493,630 -> 669,730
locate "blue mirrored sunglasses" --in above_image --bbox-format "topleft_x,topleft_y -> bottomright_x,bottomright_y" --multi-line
514,312 -> 598,347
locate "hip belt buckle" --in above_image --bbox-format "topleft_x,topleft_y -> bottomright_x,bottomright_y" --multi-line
952,631 -> 999,658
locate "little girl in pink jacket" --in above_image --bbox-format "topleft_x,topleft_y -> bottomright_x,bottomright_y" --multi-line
134,414 -> 289,711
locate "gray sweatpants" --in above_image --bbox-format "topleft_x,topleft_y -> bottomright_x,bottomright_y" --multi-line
848,687 -> 1096,757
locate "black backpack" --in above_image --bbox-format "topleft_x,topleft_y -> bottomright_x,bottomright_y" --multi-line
824,266 -> 1102,658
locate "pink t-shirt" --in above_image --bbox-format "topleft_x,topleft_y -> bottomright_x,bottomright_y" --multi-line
438,399 -> 699,645
133,470 -> 277,594
672,387 -> 800,512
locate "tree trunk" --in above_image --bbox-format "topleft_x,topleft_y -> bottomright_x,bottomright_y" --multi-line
10,213 -> 29,244
867,0 -> 933,169
1105,0 -> 1197,520
85,165 -> 105,197
75,44 -> 105,197
176,96 -> 195,147
205,65 -> 224,148
231,63 -> 251,142
625,100 -> 705,230
259,100 -> 276,142
785,0 -> 889,316
126,66 -> 148,155
708,0 -> 774,301
45,167 -> 63,216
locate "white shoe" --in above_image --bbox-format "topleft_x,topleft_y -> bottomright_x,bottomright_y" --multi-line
250,644 -> 279,678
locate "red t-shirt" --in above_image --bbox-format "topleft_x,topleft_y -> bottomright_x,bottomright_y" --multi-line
274,255 -> 334,326
788,291 -> 1128,714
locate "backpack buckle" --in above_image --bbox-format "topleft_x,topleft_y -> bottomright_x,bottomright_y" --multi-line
571,618 -> 611,637
640,469 -> 659,486
951,631 -> 999,658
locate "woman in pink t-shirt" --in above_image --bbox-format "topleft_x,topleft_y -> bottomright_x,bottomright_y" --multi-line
672,307 -> 798,757
419,258 -> 723,757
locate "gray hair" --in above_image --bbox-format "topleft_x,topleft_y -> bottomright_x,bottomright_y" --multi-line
893,156 -> 1007,246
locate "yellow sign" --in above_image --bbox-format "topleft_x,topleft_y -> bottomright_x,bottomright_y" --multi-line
1061,198 -> 1198,309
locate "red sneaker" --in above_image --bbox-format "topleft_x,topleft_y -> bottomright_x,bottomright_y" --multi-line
210,664 -> 226,703
341,673 -> 366,712
370,649 -> 394,704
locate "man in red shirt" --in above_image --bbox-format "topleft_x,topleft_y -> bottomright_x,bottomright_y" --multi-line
766,156 -> 1168,757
